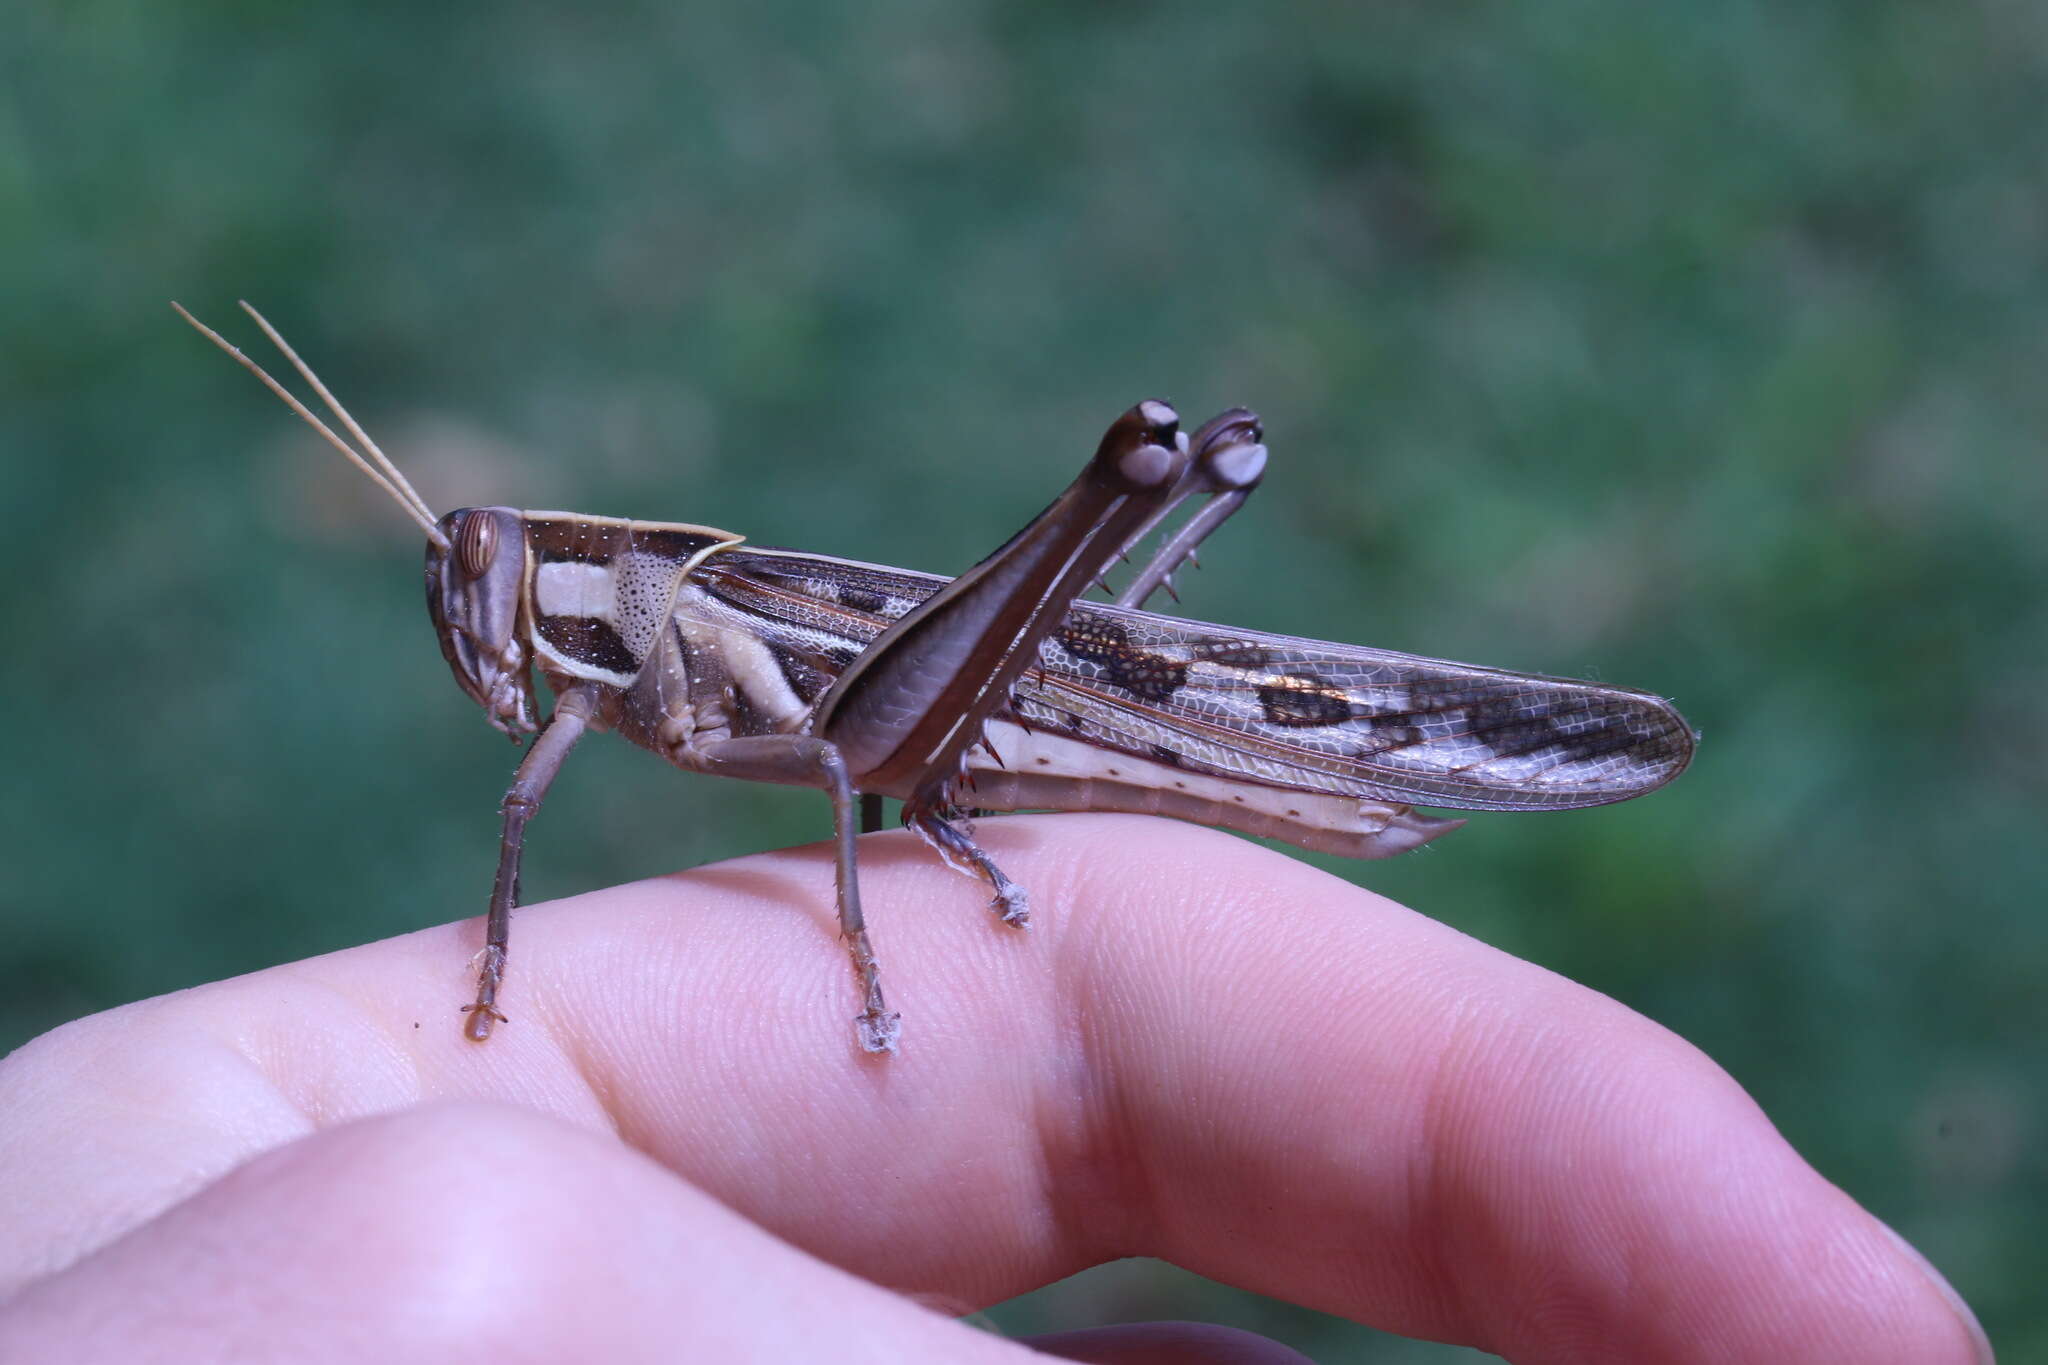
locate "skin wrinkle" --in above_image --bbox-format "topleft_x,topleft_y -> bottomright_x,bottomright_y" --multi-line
228,978 -> 425,1133
558,884 -> 808,1194
1402,963 -> 1490,1348
543,996 -> 637,1156
1111,828 -> 1265,1268
1581,1060 -> 1711,1363
1069,837 -> 1329,1292
1115,835 -> 1426,1318
1419,995 -> 1626,1360
595,859 -> 858,1161
8,1022 -> 264,1294
1424,1002 -> 1768,1364
1595,1051 -> 1783,1363
902,813 -> 1142,1284
1037,851 -> 1165,1274
1439,1003 -> 1583,1356
1031,904 -> 1115,1276
1287,993 -> 1454,1331
1156,858 -> 1275,1270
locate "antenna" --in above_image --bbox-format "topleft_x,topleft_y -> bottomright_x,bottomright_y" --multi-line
172,301 -> 450,549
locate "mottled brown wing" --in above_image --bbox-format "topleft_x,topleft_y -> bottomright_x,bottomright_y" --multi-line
699,547 -> 1696,813
1017,610 -> 1695,811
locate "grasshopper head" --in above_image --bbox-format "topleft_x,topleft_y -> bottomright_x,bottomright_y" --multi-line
428,507 -> 537,736
174,303 -> 542,738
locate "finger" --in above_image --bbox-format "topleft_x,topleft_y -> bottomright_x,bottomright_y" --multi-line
0,815 -> 1988,1364
0,1101 -> 1041,1364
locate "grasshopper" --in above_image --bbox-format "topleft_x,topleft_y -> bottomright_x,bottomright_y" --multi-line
175,302 -> 1696,1055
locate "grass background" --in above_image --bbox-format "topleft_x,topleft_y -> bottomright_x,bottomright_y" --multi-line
5,2 -> 2043,1358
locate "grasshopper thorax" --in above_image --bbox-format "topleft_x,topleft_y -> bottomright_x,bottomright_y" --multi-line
428,507 -> 537,737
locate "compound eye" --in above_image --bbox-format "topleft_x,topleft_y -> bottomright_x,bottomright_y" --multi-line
456,510 -> 499,578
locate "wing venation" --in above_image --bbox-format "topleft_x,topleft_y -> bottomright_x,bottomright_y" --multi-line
701,547 -> 1696,812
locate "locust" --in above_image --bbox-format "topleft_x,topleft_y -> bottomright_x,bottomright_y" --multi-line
175,301 -> 1697,1055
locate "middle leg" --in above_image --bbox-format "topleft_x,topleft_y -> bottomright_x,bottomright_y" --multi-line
683,734 -> 900,1054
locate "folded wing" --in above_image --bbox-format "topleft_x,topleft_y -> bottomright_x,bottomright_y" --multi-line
699,549 -> 1696,815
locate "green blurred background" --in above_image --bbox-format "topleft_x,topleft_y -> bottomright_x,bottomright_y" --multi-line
5,2 -> 2042,1358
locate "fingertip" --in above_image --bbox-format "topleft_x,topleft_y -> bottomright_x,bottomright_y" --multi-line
1873,1221 -> 1996,1365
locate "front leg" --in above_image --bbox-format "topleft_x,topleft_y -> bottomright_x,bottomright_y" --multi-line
679,733 -> 900,1054
465,684 -> 598,1040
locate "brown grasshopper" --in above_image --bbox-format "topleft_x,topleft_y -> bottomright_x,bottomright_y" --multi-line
175,302 -> 1696,1054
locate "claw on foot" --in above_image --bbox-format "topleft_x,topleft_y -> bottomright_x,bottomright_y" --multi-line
856,1010 -> 903,1055
992,883 -> 1031,928
461,1002 -> 508,1042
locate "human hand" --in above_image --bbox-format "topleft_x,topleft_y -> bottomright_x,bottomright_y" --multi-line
0,816 -> 1992,1363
